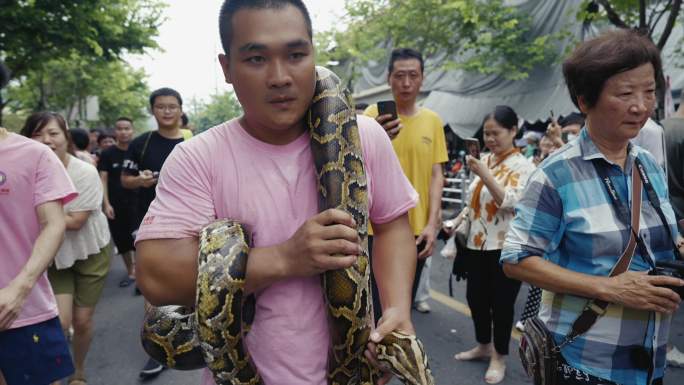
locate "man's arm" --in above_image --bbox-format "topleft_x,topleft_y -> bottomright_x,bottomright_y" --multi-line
136,209 -> 360,307
371,213 -> 416,317
0,201 -> 66,330
121,172 -> 156,189
416,163 -> 444,258
503,256 -> 684,314
99,171 -> 114,219
365,213 -> 416,385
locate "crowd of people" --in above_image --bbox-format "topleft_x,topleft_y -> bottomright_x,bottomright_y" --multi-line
2,1 -> 684,385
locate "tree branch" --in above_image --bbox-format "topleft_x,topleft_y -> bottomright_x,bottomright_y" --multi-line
640,0 -> 647,29
657,0 -> 682,50
648,1 -> 673,35
597,0 -> 629,28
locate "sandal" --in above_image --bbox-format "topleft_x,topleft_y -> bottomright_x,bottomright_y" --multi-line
119,276 -> 135,287
68,377 -> 87,385
484,362 -> 506,384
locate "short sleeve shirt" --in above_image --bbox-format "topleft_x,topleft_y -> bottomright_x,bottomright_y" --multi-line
135,116 -> 417,385
364,106 -> 448,235
501,128 -> 678,385
466,151 -> 535,250
0,133 -> 77,329
98,145 -> 137,207
122,131 -> 184,226
54,156 -> 111,269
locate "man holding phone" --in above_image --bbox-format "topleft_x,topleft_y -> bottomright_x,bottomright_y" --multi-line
121,87 -> 188,379
365,48 -> 448,315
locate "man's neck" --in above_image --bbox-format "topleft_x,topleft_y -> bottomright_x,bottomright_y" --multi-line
0,126 -> 8,141
239,116 -> 306,146
396,100 -> 419,117
157,126 -> 182,139
116,142 -> 129,151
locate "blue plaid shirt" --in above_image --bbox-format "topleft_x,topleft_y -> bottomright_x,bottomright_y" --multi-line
502,128 -> 679,385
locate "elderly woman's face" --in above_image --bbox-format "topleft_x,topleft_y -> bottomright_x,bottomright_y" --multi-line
582,63 -> 656,143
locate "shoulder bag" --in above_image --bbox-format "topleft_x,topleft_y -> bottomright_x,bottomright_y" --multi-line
519,159 -> 643,385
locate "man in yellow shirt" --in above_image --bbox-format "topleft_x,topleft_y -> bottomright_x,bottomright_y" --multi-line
365,48 -> 448,319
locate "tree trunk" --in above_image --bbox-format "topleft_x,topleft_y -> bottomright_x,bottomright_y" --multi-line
0,93 -> 4,126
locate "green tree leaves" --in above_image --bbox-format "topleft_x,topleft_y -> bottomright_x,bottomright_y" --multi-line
317,0 -> 566,81
189,91 -> 242,134
0,0 -> 164,125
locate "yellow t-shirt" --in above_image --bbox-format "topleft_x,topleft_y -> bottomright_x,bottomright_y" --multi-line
364,105 -> 448,235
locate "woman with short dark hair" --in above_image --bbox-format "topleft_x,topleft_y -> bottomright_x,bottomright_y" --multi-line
450,105 -> 535,384
502,29 -> 681,385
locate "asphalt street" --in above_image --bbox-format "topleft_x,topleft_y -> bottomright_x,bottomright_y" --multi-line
71,241 -> 684,385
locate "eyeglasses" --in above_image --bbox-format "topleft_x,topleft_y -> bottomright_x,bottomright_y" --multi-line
153,104 -> 180,112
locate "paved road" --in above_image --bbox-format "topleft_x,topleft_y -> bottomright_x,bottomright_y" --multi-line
77,241 -> 684,384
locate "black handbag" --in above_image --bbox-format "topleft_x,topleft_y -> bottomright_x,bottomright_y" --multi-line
519,317 -> 558,385
451,209 -> 471,282
518,160 -> 643,385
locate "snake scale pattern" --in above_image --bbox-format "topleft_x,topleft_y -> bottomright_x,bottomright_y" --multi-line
141,67 -> 434,385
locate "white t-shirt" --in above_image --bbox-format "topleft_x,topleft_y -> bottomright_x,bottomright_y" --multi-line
633,118 -> 666,170
54,155 -> 110,269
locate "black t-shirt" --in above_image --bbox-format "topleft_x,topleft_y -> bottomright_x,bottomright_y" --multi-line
122,131 -> 184,226
98,145 -> 137,207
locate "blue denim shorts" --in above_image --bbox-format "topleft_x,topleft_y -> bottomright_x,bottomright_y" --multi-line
0,316 -> 74,385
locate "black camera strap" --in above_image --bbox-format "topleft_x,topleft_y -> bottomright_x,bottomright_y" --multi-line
633,158 -> 684,261
556,158 -> 642,349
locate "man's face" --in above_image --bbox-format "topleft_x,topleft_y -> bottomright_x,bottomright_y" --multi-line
151,95 -> 183,129
218,5 -> 315,144
114,120 -> 134,144
388,58 -> 423,106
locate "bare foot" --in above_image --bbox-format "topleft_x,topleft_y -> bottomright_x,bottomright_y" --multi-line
485,354 -> 506,384
454,344 -> 492,361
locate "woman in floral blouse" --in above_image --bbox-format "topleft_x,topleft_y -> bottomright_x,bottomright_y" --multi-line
452,105 -> 535,384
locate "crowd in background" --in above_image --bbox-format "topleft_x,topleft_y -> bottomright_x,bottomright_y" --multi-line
2,2 -> 684,385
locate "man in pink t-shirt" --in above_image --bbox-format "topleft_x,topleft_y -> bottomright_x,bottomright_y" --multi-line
0,61 -> 79,385
135,2 -> 420,384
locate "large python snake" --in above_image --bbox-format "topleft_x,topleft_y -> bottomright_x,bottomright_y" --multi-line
141,67 -> 434,385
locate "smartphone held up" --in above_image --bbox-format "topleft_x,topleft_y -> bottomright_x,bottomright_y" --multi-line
464,138 -> 481,160
377,100 -> 398,121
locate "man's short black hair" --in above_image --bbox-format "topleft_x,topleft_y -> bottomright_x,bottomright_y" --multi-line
149,87 -> 183,109
0,61 -> 9,90
70,128 -> 91,151
388,48 -> 424,75
219,0 -> 312,54
116,116 -> 133,124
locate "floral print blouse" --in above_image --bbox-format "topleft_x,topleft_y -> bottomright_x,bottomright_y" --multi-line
466,151 -> 535,251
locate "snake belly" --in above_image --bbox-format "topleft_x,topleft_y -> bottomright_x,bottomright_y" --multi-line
140,67 -> 434,385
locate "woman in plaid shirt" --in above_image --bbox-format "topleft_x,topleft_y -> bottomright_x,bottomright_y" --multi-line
502,29 -> 683,385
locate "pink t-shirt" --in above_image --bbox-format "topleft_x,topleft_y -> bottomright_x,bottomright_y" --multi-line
0,133 -> 77,329
136,116 -> 417,385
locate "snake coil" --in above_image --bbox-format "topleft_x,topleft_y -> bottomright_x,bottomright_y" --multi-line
141,67 -> 434,385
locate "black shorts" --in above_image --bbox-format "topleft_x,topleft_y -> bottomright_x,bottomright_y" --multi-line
108,202 -> 137,254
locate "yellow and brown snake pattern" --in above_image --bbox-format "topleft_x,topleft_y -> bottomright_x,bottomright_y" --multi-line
141,67 -> 434,385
